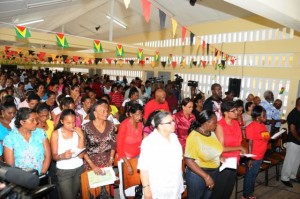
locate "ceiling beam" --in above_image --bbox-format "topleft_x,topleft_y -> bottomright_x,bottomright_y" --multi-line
46,0 -> 110,31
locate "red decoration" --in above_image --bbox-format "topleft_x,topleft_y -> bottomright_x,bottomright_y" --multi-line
106,58 -> 112,64
141,0 -> 151,22
73,56 -> 79,62
172,61 -> 177,69
181,26 -> 187,43
38,52 -> 46,61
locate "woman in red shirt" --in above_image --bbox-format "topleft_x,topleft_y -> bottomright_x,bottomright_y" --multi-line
242,106 -> 270,199
173,98 -> 196,152
210,101 -> 246,199
117,102 -> 143,199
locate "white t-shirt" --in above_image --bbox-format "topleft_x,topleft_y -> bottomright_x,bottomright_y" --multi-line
138,129 -> 184,199
77,108 -> 88,120
121,98 -> 144,107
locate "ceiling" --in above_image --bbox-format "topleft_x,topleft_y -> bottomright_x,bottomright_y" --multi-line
0,0 -> 299,46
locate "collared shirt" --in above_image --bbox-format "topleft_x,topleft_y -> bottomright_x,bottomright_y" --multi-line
138,129 -> 184,199
260,100 -> 276,120
273,108 -> 282,128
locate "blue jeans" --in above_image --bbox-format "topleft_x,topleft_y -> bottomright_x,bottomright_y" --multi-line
243,159 -> 263,197
186,167 -> 218,199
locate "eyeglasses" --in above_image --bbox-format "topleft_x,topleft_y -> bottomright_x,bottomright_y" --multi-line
160,120 -> 175,125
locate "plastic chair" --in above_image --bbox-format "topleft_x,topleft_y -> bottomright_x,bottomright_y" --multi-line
121,158 -> 141,199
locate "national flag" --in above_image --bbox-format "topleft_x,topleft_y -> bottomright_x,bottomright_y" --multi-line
56,33 -> 69,48
93,40 -> 103,53
137,48 -> 144,60
154,51 -> 160,62
15,26 -> 31,38
116,44 -> 124,57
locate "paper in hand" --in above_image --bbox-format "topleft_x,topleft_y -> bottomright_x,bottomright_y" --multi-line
71,148 -> 86,158
219,157 -> 237,172
271,129 -> 286,139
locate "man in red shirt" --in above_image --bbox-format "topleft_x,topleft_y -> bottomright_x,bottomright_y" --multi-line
143,89 -> 169,121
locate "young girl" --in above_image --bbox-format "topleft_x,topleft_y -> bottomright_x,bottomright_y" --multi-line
243,105 -> 270,199
51,109 -> 85,199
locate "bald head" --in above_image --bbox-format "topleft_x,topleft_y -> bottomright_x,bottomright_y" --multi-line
155,89 -> 166,104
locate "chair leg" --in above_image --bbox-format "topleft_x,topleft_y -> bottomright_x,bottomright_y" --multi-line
265,169 -> 269,186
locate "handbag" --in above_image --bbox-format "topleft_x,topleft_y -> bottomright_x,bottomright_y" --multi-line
134,184 -> 143,199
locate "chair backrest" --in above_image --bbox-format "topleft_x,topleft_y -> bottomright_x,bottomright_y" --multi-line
122,158 -> 141,191
80,170 -> 111,199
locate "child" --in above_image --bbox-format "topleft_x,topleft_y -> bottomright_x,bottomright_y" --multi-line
243,105 -> 270,199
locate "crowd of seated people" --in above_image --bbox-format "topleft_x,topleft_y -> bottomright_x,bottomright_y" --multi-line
0,68 -> 298,199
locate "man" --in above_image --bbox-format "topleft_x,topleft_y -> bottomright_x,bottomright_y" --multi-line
18,92 -> 40,110
165,83 -> 178,113
260,90 -> 276,132
203,83 -> 223,120
145,80 -> 152,97
124,80 -> 142,100
281,98 -> 300,187
0,74 -> 7,90
43,91 -> 57,112
272,99 -> 286,134
143,89 -> 169,121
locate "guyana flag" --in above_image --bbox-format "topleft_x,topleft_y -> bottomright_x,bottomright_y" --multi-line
93,40 -> 103,53
137,48 -> 144,60
116,44 -> 124,57
56,33 -> 69,48
154,51 -> 160,62
15,26 -> 31,38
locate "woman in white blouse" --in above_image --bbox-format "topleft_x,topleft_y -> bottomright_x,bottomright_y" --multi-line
138,111 -> 184,199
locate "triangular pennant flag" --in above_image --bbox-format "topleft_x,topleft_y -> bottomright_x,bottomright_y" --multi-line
129,59 -> 134,66
168,54 -> 173,64
161,61 -> 166,68
230,57 -> 236,65
195,37 -> 201,48
172,61 -> 177,69
202,61 -> 207,68
5,46 -> 11,51
141,0 -> 151,22
28,50 -> 35,55
206,43 -> 210,55
190,32 -> 195,46
171,18 -> 177,38
180,56 -> 186,67
139,60 -> 145,66
202,41 -> 206,55
106,58 -> 112,64
151,61 -> 156,68
51,54 -> 57,61
137,48 -> 144,60
193,61 -> 197,66
61,55 -> 68,63
118,59 -> 124,66
73,56 -> 79,63
15,26 -> 31,38
159,10 -> 166,29
116,44 -> 124,57
124,0 -> 130,9
95,58 -> 102,64
154,51 -> 160,62
93,40 -> 103,53
56,33 -> 69,48
215,49 -> 219,57
38,52 -> 46,61
181,26 -> 187,43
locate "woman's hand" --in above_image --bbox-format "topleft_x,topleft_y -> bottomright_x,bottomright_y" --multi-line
143,186 -> 152,199
63,149 -> 72,159
220,157 -> 226,164
204,175 -> 214,190
247,160 -> 253,168
127,164 -> 134,175
91,164 -> 103,175
240,146 -> 247,154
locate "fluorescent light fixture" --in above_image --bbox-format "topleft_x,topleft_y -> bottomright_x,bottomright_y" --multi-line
27,0 -> 72,9
17,19 -> 44,26
106,15 -> 127,29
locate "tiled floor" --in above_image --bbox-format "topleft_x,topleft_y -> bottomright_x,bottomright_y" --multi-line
114,166 -> 300,199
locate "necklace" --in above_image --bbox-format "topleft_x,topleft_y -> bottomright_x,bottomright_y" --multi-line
198,127 -> 211,137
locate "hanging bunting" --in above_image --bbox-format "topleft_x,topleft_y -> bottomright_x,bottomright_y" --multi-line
195,37 -> 201,48
118,59 -> 124,66
154,51 -> 160,62
137,48 -> 144,60
4,46 -> 11,51
230,57 -> 236,65
172,61 -> 177,69
15,26 -> 31,38
201,41 -> 206,55
279,87 -> 285,94
206,43 -> 210,55
189,58 -> 194,68
95,58 -> 102,64
56,33 -> 69,48
37,52 -> 46,61
106,58 -> 112,64
124,0 -> 130,9
171,18 -> 177,38
214,48 -> 219,57
168,54 -> 173,64
190,32 -> 195,46
139,60 -> 145,66
73,56 -> 79,63
141,0 -> 151,22
161,61 -> 166,68
28,50 -> 35,55
93,40 -> 103,53
159,10 -> 166,29
180,56 -> 186,67
116,44 -> 124,57
181,26 -> 187,43
151,61 -> 156,68
129,59 -> 134,66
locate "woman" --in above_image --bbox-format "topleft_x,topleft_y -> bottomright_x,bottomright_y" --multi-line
117,103 -> 143,199
3,108 -> 51,174
35,83 -> 47,102
185,110 -> 222,199
83,100 -> 116,172
0,102 -> 16,157
235,99 -> 245,127
36,103 -> 54,140
192,93 -> 205,118
242,106 -> 270,199
138,111 -> 184,199
70,84 -> 81,111
173,98 -> 196,151
140,84 -> 149,105
242,102 -> 255,128
53,97 -> 82,128
143,110 -> 160,138
210,101 -> 247,199
51,109 -> 85,199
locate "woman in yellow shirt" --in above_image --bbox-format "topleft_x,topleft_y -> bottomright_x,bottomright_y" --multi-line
36,103 -> 54,140
184,110 -> 222,199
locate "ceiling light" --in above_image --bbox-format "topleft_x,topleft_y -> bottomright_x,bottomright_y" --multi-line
106,15 -> 127,29
27,0 -> 72,9
17,19 -> 44,26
